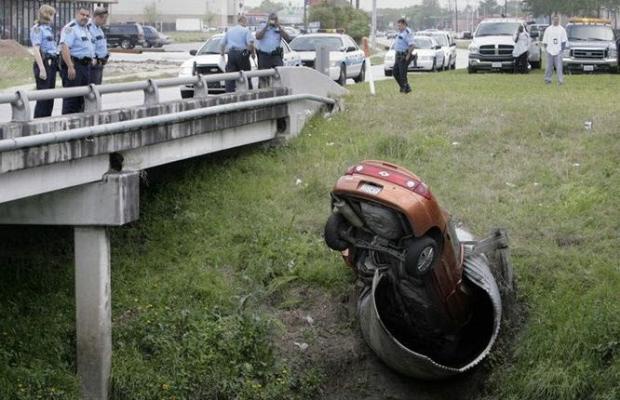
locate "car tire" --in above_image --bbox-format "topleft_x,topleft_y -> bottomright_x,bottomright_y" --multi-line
531,60 -> 541,69
467,66 -> 476,74
354,61 -> 366,83
404,235 -> 439,277
385,69 -> 393,77
120,39 -> 131,49
337,64 -> 347,86
324,213 -> 350,251
144,41 -> 151,48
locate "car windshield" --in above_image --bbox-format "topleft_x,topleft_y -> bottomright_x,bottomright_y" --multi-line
198,36 -> 222,54
567,25 -> 614,41
430,34 -> 448,46
476,22 -> 520,36
413,37 -> 434,49
289,36 -> 343,51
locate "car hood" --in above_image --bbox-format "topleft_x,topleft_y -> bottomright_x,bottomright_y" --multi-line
472,36 -> 516,46
567,40 -> 614,49
181,54 -> 225,68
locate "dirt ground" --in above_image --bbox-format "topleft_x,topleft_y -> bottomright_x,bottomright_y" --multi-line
0,40 -> 31,58
274,272 -> 524,400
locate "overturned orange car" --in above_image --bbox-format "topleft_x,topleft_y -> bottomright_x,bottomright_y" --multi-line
324,160 -> 513,379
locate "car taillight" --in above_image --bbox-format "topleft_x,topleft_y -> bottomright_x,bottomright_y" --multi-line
345,163 -> 432,199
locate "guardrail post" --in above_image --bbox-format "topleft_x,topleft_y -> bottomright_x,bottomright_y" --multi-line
11,90 -> 32,122
193,75 -> 209,98
238,71 -> 250,92
143,79 -> 160,107
84,84 -> 102,114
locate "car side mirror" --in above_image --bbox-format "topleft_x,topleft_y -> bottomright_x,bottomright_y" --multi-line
435,45 -> 441,50
450,43 -> 456,47
189,50 -> 197,56
347,46 -> 357,52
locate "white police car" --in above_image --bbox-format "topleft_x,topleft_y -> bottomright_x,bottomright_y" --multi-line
384,36 -> 446,74
289,33 -> 366,85
178,33 -> 302,97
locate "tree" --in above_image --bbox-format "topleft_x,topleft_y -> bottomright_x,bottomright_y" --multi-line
249,0 -> 287,13
309,3 -> 370,41
143,2 -> 159,25
479,0 -> 501,16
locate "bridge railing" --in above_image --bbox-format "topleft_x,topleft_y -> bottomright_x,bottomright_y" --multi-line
0,69 -> 282,122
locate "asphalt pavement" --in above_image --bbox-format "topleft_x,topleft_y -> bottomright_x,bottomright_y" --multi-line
0,43 -> 468,123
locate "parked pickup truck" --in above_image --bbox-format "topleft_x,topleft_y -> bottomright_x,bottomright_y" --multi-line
563,18 -> 618,73
468,18 -> 542,73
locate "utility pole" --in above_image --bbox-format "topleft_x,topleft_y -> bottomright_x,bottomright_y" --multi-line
304,0 -> 308,32
455,0 -> 458,32
371,0 -> 377,48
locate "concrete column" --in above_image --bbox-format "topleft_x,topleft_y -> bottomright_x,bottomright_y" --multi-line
74,227 -> 112,400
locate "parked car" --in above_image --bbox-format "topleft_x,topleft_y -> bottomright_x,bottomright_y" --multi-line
104,23 -> 145,49
384,36 -> 445,75
418,30 -> 457,70
282,25 -> 300,42
178,33 -> 301,97
289,33 -> 366,85
142,25 -> 171,48
563,18 -> 618,73
527,23 -> 548,41
386,30 -> 398,39
467,18 -> 542,73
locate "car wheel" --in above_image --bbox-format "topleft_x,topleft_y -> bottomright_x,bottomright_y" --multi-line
467,66 -> 476,74
354,61 -> 366,83
531,61 -> 541,69
120,39 -> 131,49
143,41 -> 151,48
324,213 -> 350,251
404,235 -> 439,277
337,64 -> 347,86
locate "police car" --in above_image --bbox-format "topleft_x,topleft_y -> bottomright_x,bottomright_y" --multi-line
288,32 -> 366,85
384,36 -> 445,74
417,30 -> 457,70
563,18 -> 618,73
178,33 -> 302,97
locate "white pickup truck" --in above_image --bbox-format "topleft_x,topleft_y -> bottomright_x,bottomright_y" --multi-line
468,18 -> 542,73
563,18 -> 618,73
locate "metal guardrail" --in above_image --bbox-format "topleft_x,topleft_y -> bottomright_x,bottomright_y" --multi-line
0,93 -> 335,152
0,69 -> 282,122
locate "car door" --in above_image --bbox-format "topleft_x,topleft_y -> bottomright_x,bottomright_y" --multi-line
281,39 -> 301,66
343,35 -> 363,77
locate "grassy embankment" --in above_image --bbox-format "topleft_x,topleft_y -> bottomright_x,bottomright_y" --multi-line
164,31 -> 214,43
0,70 -> 619,400
0,56 -> 34,89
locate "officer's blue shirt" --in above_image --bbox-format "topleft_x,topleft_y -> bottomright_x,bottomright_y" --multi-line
256,23 -> 281,53
60,20 -> 94,59
394,27 -> 414,52
87,21 -> 108,59
221,25 -> 253,51
30,23 -> 58,56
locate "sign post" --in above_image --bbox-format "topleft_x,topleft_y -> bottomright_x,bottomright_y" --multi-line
362,37 -> 375,96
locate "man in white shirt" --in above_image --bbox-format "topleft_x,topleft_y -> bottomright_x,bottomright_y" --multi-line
542,14 -> 568,85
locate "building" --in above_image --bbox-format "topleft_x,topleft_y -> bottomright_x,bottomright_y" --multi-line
109,0 -> 240,30
0,0 -> 117,45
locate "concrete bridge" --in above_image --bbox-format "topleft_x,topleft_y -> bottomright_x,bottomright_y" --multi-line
0,67 -> 346,399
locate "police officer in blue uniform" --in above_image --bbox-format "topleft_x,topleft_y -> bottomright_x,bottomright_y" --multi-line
59,7 -> 94,114
220,15 -> 255,92
393,18 -> 415,94
88,7 -> 109,85
255,13 -> 290,87
30,4 -> 58,118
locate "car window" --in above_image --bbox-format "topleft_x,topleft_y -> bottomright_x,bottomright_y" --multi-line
431,34 -> 448,46
567,25 -> 614,41
197,36 -> 223,54
289,36 -> 344,52
413,37 -> 433,49
344,36 -> 357,49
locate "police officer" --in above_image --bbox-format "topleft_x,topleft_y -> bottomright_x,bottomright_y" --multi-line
88,7 -> 109,85
30,4 -> 58,118
220,15 -> 255,93
59,7 -> 94,114
255,13 -> 290,71
393,18 -> 415,94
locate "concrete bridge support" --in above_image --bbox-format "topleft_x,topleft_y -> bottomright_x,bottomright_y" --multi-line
0,171 -> 139,400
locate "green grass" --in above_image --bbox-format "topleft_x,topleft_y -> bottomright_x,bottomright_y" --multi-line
1,70 -> 619,399
165,31 -> 213,43
0,56 -> 34,89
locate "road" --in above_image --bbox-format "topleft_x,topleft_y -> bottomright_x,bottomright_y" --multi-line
0,42 -> 468,123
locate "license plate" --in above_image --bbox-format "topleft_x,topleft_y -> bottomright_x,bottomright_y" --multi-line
583,65 -> 594,72
491,62 -> 502,68
359,183 -> 382,195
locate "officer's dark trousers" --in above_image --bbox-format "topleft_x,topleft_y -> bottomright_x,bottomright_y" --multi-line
60,62 -> 91,115
225,49 -> 253,93
393,52 -> 411,91
33,59 -> 57,118
257,50 -> 283,87
90,63 -> 104,85
513,52 -> 528,74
